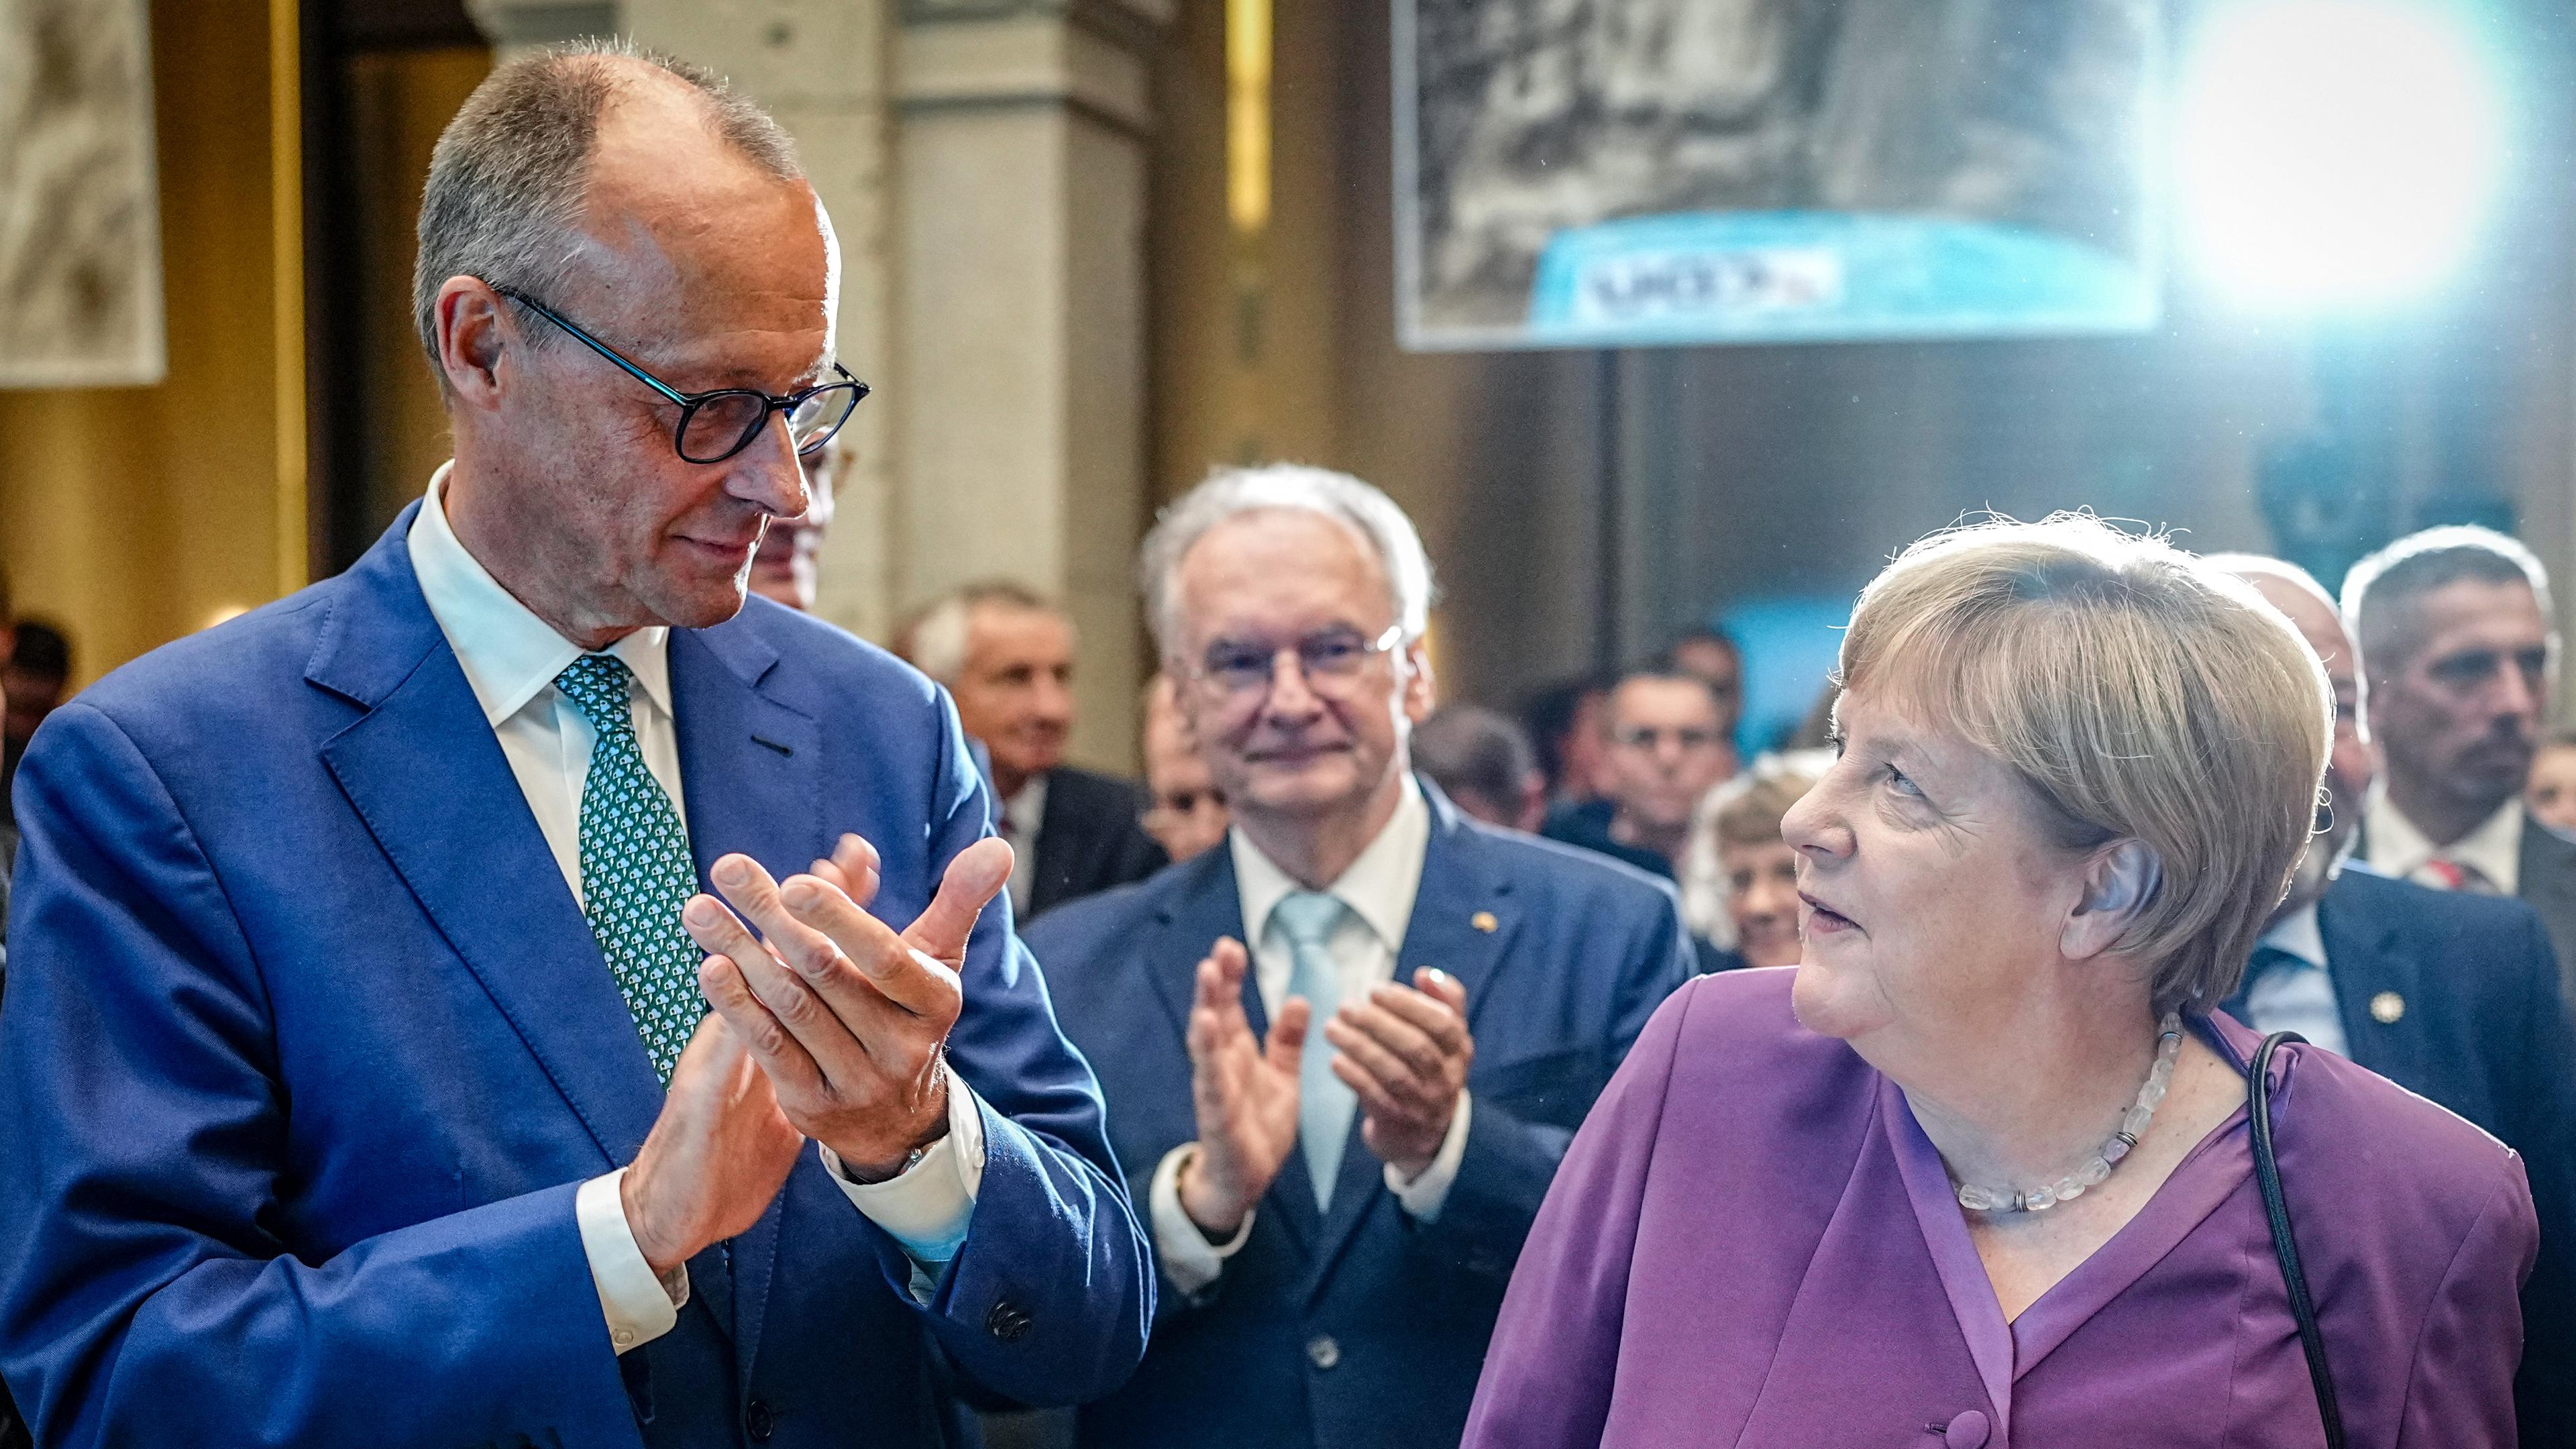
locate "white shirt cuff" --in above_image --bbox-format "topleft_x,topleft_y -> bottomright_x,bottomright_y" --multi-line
577,1167 -> 688,1356
1385,1087 -> 1473,1223
819,1071 -> 987,1278
1150,1144 -> 1255,1295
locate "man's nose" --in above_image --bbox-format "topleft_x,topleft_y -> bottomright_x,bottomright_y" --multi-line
1263,650 -> 1325,718
1032,672 -> 1075,724
2495,663 -> 2544,725
731,417 -> 813,519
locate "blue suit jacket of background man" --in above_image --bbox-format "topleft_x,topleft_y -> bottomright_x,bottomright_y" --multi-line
0,506 -> 1152,1449
1027,786 -> 1693,1448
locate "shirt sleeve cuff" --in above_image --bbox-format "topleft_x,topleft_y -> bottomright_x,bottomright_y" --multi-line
819,1069 -> 987,1271
1386,1087 -> 1474,1223
576,1167 -> 688,1356
1151,1144 -> 1255,1295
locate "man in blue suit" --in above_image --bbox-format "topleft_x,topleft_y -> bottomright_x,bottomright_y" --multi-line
2217,557 -> 2576,1446
0,44 -> 1148,1448
1029,466 -> 1694,1448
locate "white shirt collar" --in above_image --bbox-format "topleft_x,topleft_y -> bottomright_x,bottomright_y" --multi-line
1230,775 -> 1432,953
2256,898 -> 2329,971
2367,796 -> 2523,894
409,463 -> 674,727
1002,773 -> 1049,836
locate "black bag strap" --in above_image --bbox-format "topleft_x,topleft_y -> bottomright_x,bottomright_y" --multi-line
2249,1030 -> 2345,1449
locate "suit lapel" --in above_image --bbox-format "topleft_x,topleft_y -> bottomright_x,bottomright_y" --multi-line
1303,790 -> 1519,1303
663,617 -> 824,1377
2318,883 -> 2415,1080
1140,849 -> 1325,1251
311,513 -> 664,1169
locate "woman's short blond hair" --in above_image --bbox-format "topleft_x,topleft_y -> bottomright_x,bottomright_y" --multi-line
1837,513 -> 2330,1014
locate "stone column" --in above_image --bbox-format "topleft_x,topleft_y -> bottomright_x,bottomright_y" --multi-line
894,0 -> 1170,770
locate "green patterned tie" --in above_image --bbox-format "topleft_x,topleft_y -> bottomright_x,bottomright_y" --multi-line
555,653 -> 704,1084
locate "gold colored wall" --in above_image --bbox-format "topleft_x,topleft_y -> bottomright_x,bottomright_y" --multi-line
0,0 -> 301,688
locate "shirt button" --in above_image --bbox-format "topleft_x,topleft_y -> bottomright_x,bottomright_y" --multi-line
986,1301 -> 1034,1342
612,1328 -> 635,1348
1306,1334 -> 1341,1371
745,1397 -> 776,1441
1943,1409 -> 1990,1449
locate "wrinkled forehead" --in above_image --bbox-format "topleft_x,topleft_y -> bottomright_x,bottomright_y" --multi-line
564,96 -> 834,370
1176,508 -> 1398,643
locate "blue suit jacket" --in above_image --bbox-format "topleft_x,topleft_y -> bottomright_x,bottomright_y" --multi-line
2302,866 -> 2576,1446
1026,787 -> 1693,1448
0,509 -> 1151,1449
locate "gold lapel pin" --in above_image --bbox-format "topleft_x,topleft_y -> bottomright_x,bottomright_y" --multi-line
2370,991 -> 2406,1024
1470,911 -> 1499,933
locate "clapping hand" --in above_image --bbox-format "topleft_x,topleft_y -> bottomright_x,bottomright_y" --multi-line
1177,938 -> 1307,1238
1324,968 -> 1472,1181
682,833 -> 1011,1181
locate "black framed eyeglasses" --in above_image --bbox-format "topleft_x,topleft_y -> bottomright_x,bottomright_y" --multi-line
490,284 -> 869,465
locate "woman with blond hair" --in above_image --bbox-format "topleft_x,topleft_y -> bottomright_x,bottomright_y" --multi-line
1678,753 -> 1828,970
1465,516 -> 2534,1447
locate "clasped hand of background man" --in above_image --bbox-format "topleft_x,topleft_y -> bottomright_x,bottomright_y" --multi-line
1177,937 -> 1474,1238
619,832 -> 1013,1277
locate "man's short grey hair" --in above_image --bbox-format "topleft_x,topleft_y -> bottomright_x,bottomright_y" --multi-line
1139,464 -> 1437,657
413,38 -> 800,374
895,581 -> 1061,685
2341,525 -> 2555,676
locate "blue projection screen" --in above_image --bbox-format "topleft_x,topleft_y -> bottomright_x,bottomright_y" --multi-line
1392,0 -> 2164,352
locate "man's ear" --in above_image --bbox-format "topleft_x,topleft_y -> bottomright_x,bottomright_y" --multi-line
1402,641 -> 1436,724
2063,838 -> 2160,961
435,277 -> 514,407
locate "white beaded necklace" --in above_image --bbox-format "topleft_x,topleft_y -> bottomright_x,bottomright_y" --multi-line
1952,1012 -> 2186,1214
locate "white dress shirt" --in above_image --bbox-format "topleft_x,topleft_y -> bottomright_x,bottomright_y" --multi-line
999,774 -> 1048,918
2367,797 -> 2524,895
2242,900 -> 2351,1058
1150,776 -> 1474,1293
409,468 -> 985,1354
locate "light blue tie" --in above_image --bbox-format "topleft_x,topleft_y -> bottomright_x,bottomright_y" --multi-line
1272,890 -> 1356,1211
555,654 -> 705,1085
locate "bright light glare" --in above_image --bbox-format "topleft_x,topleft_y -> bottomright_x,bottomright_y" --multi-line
2178,0 -> 2506,311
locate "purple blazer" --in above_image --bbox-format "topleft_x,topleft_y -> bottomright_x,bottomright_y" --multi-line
1463,969 -> 2536,1449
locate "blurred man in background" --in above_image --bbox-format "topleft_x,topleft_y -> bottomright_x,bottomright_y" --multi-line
1140,673 -> 1228,863
0,618 -> 68,800
2220,553 -> 2576,1444
2344,526 -> 2576,1000
899,582 -> 1162,920
1519,674 -> 1613,806
1413,704 -> 1546,831
745,441 -> 835,612
1662,625 -> 1743,754
1033,464 -> 1691,1449
1542,667 -> 1731,879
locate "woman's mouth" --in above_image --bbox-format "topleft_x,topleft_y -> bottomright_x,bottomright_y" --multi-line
1799,892 -> 1858,934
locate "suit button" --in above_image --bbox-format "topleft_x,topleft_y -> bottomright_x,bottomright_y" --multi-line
1306,1334 -> 1341,1371
745,1398 -> 776,1442
987,1301 -> 1033,1342
1943,1409 -> 1990,1449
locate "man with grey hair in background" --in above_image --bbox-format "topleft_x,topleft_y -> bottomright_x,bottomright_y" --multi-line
896,582 -> 1163,920
1029,464 -> 1693,1449
2218,551 -> 2576,1445
2343,525 -> 2576,998
0,42 -> 1148,1448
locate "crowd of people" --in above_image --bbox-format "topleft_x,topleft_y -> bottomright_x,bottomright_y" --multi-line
3,40 -> 2576,1449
